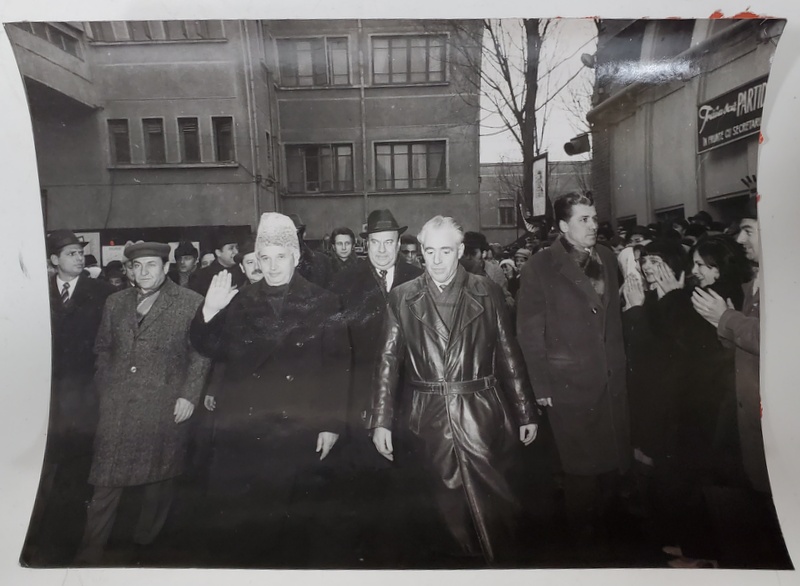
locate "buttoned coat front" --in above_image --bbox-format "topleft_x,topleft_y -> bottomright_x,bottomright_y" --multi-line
516,237 -> 631,475
89,279 -> 211,487
369,268 -> 537,563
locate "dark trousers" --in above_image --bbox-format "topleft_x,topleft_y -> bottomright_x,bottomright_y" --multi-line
74,478 -> 175,564
563,470 -> 622,543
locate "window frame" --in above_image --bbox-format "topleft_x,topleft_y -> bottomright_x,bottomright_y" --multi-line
370,33 -> 448,87
107,118 -> 131,165
276,35 -> 352,88
177,117 -> 202,164
284,143 -> 356,195
373,139 -> 448,192
211,116 -> 236,163
142,117 -> 167,164
498,198 -> 517,226
86,20 -> 225,43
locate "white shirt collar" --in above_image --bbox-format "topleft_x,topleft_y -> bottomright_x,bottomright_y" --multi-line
434,274 -> 456,292
56,274 -> 80,299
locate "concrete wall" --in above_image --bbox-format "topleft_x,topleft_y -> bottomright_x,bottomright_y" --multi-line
7,23 -> 96,107
32,21 -> 280,234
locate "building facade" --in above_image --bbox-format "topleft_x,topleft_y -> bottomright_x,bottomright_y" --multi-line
587,18 -> 783,229
264,19 -> 482,241
8,19 -> 482,258
479,160 -> 591,245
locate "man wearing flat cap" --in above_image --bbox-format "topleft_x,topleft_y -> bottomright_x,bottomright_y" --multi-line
190,212 -> 349,565
168,240 -> 199,288
189,229 -> 245,296
329,209 -> 422,562
22,231 -> 115,564
75,241 -> 211,564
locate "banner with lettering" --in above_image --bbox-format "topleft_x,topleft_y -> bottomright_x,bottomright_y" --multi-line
531,152 -> 548,217
697,75 -> 768,154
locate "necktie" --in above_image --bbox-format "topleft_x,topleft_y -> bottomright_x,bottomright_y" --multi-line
378,269 -> 388,293
60,282 -> 70,304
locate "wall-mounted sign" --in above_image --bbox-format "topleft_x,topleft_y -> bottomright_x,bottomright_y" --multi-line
532,153 -> 548,217
697,75 -> 768,154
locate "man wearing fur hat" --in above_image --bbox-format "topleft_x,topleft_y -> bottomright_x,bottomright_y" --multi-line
190,212 -> 349,565
75,242 -> 211,564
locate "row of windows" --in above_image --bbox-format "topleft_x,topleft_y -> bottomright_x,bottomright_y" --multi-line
12,22 -> 81,58
108,117 -> 234,165
277,34 -> 447,88
88,20 -> 225,43
287,141 -> 447,194
107,119 -> 446,193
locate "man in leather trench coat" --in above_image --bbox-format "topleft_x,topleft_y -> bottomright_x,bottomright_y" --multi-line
369,215 -> 538,565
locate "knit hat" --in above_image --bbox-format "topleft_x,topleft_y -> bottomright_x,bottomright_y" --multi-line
255,213 -> 300,255
499,259 -> 516,271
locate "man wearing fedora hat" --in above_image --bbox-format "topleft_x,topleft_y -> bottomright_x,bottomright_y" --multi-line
168,240 -> 199,288
75,241 -> 210,564
329,209 -> 422,562
22,231 -> 116,564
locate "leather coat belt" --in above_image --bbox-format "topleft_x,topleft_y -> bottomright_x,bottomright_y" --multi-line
410,375 -> 497,395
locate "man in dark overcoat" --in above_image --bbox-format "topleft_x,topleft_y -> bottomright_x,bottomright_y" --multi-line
516,192 -> 631,549
369,215 -> 538,566
22,231 -> 115,565
330,209 -> 421,563
74,242 -> 210,564
188,229 -> 245,296
168,240 -> 199,288
189,212 -> 349,565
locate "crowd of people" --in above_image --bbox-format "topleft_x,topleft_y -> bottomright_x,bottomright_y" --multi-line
23,193 -> 788,570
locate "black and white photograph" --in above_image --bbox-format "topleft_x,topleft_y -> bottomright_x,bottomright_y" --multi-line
2,1 -> 800,583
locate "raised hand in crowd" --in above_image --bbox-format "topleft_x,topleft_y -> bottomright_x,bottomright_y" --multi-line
622,275 -> 646,310
691,287 -> 734,328
202,270 -> 239,322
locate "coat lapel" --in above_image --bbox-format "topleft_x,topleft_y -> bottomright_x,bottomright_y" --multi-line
551,237 -> 603,308
446,271 -> 485,349
407,284 -> 450,343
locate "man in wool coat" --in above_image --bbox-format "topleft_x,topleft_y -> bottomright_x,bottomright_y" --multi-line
516,192 -> 631,552
75,241 -> 210,564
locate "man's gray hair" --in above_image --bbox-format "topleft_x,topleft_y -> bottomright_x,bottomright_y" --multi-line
417,216 -> 464,248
